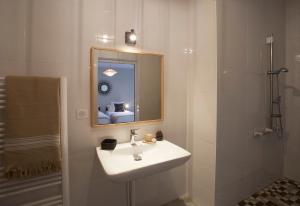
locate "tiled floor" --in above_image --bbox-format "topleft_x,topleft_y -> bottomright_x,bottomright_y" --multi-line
238,178 -> 300,206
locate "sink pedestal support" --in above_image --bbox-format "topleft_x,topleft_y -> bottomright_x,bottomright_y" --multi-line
126,181 -> 135,206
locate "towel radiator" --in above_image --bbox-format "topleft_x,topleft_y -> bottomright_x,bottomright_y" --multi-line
0,76 -> 69,206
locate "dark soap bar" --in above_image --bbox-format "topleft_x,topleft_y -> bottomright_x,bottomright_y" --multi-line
156,130 -> 164,141
101,139 -> 117,150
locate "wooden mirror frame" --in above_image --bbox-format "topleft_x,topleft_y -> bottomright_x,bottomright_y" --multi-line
90,47 -> 164,128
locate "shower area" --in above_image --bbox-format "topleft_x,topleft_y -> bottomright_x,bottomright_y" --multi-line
216,0 -> 300,205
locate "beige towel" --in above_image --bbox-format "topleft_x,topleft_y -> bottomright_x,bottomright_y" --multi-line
4,76 -> 61,179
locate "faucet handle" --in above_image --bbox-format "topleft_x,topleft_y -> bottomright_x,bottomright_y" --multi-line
131,128 -> 139,135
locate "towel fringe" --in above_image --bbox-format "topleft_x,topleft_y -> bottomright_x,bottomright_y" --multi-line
5,160 -> 61,179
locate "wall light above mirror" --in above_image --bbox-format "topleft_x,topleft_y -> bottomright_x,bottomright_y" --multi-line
125,29 -> 137,46
90,48 -> 164,127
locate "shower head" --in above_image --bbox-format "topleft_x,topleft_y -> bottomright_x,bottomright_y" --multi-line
268,68 -> 289,75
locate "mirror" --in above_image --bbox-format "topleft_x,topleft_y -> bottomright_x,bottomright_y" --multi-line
90,48 -> 164,127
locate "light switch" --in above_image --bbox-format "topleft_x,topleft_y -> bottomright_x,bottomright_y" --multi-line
76,109 -> 88,120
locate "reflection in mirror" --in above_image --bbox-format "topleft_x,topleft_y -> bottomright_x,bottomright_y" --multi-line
98,61 -> 135,124
90,48 -> 163,127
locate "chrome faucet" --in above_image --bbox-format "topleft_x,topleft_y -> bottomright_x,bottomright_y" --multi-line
130,128 -> 142,161
130,128 -> 139,145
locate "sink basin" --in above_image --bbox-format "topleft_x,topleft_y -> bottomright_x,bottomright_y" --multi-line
96,140 -> 191,182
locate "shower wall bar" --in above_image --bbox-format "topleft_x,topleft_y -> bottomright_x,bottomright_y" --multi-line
267,35 -> 274,128
266,35 -> 288,136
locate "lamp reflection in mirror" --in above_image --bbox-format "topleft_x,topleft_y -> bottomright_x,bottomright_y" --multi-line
125,103 -> 129,109
103,68 -> 118,77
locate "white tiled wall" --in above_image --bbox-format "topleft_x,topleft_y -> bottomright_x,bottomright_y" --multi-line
0,0 -> 194,206
61,0 -> 193,205
216,0 -> 286,205
0,0 -> 29,75
4,0 -> 298,205
187,0 -> 218,206
284,0 -> 300,183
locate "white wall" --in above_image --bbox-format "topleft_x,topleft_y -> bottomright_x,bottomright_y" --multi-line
284,0 -> 300,182
0,0 -> 194,206
74,1 -> 192,205
216,0 -> 286,205
187,0 -> 218,206
6,1 -> 294,206
0,0 -> 29,75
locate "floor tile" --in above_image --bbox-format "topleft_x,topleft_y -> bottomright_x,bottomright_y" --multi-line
237,178 -> 300,206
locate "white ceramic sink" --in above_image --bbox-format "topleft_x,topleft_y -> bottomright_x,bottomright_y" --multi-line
96,140 -> 191,182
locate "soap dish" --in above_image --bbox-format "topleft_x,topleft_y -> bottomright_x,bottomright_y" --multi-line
101,139 -> 117,150
142,138 -> 157,144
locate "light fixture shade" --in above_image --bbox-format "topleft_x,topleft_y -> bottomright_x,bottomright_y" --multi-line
103,68 -> 118,77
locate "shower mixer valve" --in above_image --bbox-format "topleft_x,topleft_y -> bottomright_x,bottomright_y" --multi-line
253,128 -> 274,137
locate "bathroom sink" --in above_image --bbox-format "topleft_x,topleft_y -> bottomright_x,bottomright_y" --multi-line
96,140 -> 191,182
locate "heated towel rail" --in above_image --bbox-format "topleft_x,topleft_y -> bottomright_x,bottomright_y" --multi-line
0,76 -> 69,206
